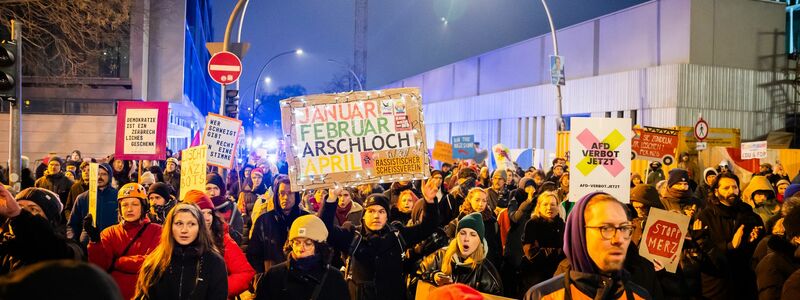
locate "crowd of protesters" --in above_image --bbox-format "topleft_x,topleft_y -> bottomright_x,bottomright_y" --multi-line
3,149 -> 800,300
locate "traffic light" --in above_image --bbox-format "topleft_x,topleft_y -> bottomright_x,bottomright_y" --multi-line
0,41 -> 17,102
225,89 -> 239,118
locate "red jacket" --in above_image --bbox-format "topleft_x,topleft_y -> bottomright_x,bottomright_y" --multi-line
88,219 -> 162,300
224,227 -> 256,298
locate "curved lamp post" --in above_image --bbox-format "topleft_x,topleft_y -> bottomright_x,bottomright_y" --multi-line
327,58 -> 364,91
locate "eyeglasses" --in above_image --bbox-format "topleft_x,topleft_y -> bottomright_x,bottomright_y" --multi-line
585,224 -> 634,240
291,239 -> 314,248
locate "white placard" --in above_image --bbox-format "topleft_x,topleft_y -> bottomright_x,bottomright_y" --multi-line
741,141 -> 767,160
122,108 -> 160,155
569,118 -> 632,203
202,113 -> 242,169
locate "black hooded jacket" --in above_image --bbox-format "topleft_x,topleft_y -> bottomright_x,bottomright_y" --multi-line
257,254 -> 349,300
142,245 -> 227,300
416,247 -> 503,295
0,210 -> 83,275
246,188 -> 307,273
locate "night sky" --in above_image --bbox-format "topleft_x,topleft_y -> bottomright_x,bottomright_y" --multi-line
212,0 -> 650,102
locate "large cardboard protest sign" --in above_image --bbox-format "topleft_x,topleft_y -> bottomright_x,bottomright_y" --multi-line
569,118 -> 632,202
88,163 -> 98,227
115,101 -> 169,160
632,126 -> 679,165
432,140 -> 455,164
280,88 -> 430,191
202,113 -> 242,169
452,135 -> 475,159
639,208 -> 691,273
180,145 -> 208,200
741,141 -> 768,160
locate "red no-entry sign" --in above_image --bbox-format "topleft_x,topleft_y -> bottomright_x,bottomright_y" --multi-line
208,51 -> 242,85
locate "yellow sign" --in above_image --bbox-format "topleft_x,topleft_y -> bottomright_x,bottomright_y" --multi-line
432,140 -> 454,164
180,145 -> 208,200
374,156 -> 422,175
88,163 -> 98,227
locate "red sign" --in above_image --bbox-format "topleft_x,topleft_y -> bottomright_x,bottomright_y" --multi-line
639,208 -> 690,273
694,118 -> 709,141
645,220 -> 682,258
208,51 -> 242,85
115,101 -> 169,160
631,126 -> 679,165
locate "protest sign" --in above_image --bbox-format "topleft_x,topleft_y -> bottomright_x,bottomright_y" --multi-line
741,141 -> 768,160
632,126 -> 679,165
492,143 -> 515,170
180,145 -> 208,200
432,140 -> 454,164
115,101 -> 168,160
569,118 -> 632,202
88,163 -> 98,227
202,113 -> 242,169
280,87 -> 430,191
452,135 -> 475,159
639,208 -> 691,273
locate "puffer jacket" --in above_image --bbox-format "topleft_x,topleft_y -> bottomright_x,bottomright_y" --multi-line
416,247 -> 503,295
222,230 -> 255,299
525,267 -> 651,300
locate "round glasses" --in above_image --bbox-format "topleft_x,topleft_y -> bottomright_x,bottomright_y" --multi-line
585,224 -> 634,240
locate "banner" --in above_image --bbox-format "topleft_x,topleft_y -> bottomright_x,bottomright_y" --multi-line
632,126 -> 679,165
569,118 -> 632,202
639,208 -> 691,273
88,163 -> 98,227
115,101 -> 169,160
180,145 -> 208,200
741,141 -> 768,160
432,141 -> 454,164
452,135 -> 475,159
280,87 -> 430,191
202,113 -> 242,169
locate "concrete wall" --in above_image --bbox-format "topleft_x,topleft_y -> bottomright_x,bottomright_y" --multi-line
0,114 -> 117,163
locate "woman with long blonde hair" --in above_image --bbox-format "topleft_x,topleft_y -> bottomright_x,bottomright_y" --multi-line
416,212 -> 503,295
134,203 -> 228,300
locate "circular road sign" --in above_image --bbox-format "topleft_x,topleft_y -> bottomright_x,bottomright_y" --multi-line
694,119 -> 709,141
208,51 -> 242,85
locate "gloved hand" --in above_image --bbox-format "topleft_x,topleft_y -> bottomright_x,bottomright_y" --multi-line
83,214 -> 100,242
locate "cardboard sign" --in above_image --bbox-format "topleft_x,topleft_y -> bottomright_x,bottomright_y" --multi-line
202,113 -> 242,169
88,163 -> 98,227
432,141 -> 454,164
115,101 -> 169,160
492,144 -> 515,170
569,118 -> 632,202
632,126 -> 679,165
452,135 -> 475,159
639,208 -> 691,273
280,87 -> 430,191
179,145 -> 208,200
741,141 -> 768,160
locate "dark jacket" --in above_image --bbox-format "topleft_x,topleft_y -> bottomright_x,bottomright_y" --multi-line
783,268 -> 800,299
499,190 -> 538,298
246,193 -> 307,273
416,247 -> 503,295
164,170 -> 181,197
66,179 -> 89,214
487,187 -> 510,211
0,210 -> 83,275
256,255 -> 349,300
68,187 -> 119,242
141,246 -> 228,300
520,216 -> 565,291
755,235 -> 800,300
320,198 -> 439,300
35,173 -> 73,207
525,268 -> 651,300
444,212 -> 502,268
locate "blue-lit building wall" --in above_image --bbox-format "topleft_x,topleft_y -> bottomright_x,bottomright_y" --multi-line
185,0 -> 218,117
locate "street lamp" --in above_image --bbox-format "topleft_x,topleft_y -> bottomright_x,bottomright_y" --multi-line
540,0 -> 566,132
327,58 -> 364,91
251,48 -> 303,124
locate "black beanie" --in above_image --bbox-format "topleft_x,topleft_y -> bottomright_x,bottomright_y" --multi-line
15,188 -> 63,224
0,260 -> 123,300
630,184 -> 664,209
458,167 -> 478,180
668,168 -> 690,187
363,193 -> 391,216
147,182 -> 175,202
206,173 -> 226,195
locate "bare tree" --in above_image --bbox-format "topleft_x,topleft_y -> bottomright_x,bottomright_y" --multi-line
0,0 -> 131,78
322,71 -> 356,94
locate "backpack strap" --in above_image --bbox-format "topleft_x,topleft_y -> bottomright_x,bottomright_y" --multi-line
344,230 -> 362,280
107,222 -> 150,273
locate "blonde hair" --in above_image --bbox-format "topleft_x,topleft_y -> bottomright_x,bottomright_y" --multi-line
459,187 -> 488,214
440,235 -> 486,275
532,191 -> 560,219
134,204 -> 217,298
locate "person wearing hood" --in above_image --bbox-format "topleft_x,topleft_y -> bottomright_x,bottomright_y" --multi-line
320,179 -> 441,300
256,215 -> 349,300
206,173 -> 244,244
661,168 -> 703,214
68,163 -> 118,244
65,161 -> 91,221
694,172 -> 764,299
0,186 -> 84,274
629,184 -> 665,246
146,182 -> 177,225
744,175 -> 781,224
756,205 -> 800,300
163,157 -> 181,195
695,168 -> 718,203
107,156 -> 131,189
34,156 -> 74,213
645,161 -> 665,185
524,192 -> 651,300
416,212 -> 503,295
519,191 -> 565,297
86,183 -> 162,300
247,175 -> 309,274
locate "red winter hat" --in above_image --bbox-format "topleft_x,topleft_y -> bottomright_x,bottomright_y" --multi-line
427,283 -> 483,300
251,167 -> 264,176
183,190 -> 214,210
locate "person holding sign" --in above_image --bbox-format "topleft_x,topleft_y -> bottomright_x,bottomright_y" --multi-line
87,183 -> 162,300
68,163 -> 118,244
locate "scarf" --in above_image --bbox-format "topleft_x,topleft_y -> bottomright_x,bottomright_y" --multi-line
335,201 -> 352,226
666,187 -> 691,200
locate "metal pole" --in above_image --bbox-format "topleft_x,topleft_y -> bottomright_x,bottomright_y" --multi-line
234,0 -> 250,120
219,0 -> 248,117
9,20 -> 21,193
541,0 -> 566,132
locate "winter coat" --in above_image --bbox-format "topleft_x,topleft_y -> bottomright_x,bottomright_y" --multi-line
35,172 -> 74,207
164,170 -> 181,196
215,200 -> 244,245
66,179 -> 88,214
520,216 -> 565,292
389,207 -> 411,226
524,267 -> 651,300
755,236 -> 800,300
444,212 -> 503,268
499,191 -> 537,298
0,210 -> 83,275
783,268 -> 800,299
487,187 -> 509,211
140,245 -> 228,300
68,187 -> 119,242
221,232 -> 254,299
320,198 -> 439,300
416,247 -> 503,295
89,219 -> 162,300
247,195 -> 308,273
646,169 -> 664,185
256,255 -> 350,300
337,201 -> 364,228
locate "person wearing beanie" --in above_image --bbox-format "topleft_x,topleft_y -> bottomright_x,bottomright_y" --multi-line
645,161 -> 664,185
694,167 -> 718,203
525,192 -> 651,300
319,179 -> 442,300
517,191 -> 565,298
744,175 -> 781,224
256,215 -> 348,300
756,206 -> 800,300
68,163 -> 119,245
138,171 -> 155,190
163,157 -> 181,196
0,186 -> 84,274
34,156 -> 74,212
487,169 -> 510,213
444,187 -> 502,269
238,167 -> 270,232
87,183 -> 162,300
661,168 -> 703,215
416,212 -> 502,295
248,175 -> 309,274
146,182 -> 176,225
630,172 -> 643,188
628,184 -> 665,246
206,173 -> 244,245
65,161 -> 92,221
786,183 -> 800,201
777,179 -> 791,203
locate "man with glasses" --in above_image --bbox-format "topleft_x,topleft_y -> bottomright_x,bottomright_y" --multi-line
525,192 -> 651,300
